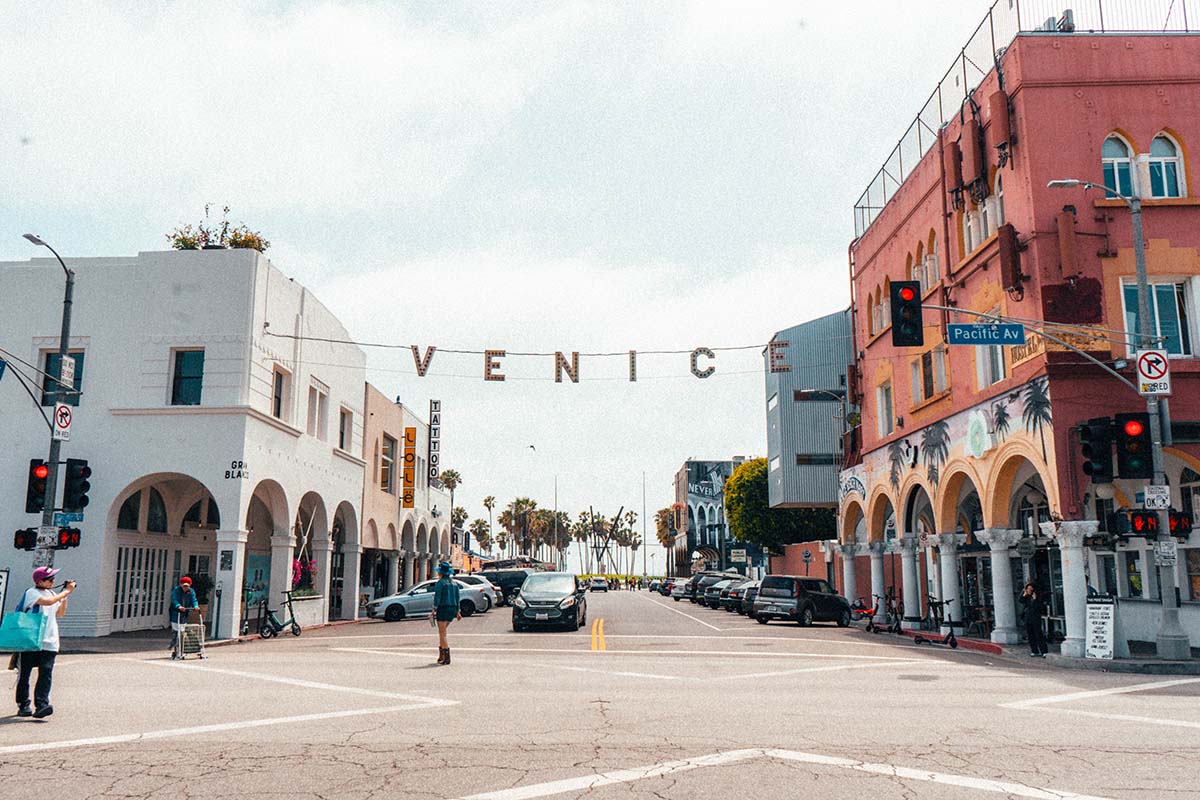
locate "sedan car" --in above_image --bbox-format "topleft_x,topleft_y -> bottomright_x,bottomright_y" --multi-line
588,577 -> 609,592
670,579 -> 690,601
367,579 -> 488,622
722,579 -> 752,612
454,575 -> 501,611
738,580 -> 761,615
700,579 -> 735,608
513,572 -> 588,631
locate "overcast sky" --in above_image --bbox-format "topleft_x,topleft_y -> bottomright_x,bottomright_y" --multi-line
1,1 -> 993,572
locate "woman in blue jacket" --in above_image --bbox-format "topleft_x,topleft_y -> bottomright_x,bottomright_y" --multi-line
433,561 -> 462,664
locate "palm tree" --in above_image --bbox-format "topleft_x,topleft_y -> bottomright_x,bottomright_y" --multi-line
888,441 -> 906,490
482,495 -> 496,556
1022,378 -> 1053,462
921,420 -> 951,487
440,469 -> 462,535
469,518 -> 491,553
991,401 -> 1012,440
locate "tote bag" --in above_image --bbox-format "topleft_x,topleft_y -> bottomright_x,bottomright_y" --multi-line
0,593 -> 48,653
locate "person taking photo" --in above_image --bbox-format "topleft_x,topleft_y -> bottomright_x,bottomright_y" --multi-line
14,566 -> 76,719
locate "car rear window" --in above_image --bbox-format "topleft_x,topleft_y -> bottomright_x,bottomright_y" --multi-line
759,576 -> 796,598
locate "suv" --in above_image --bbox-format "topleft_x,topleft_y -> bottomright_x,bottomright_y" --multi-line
455,575 -> 501,611
690,572 -> 745,605
753,575 -> 852,627
479,569 -> 535,605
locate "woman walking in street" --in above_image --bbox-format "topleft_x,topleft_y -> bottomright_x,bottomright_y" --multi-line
433,561 -> 462,665
15,566 -> 76,718
1020,582 -> 1048,658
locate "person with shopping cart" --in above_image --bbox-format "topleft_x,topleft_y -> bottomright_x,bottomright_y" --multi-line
169,577 -> 199,658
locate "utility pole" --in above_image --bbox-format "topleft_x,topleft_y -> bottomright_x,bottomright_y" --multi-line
24,234 -> 74,570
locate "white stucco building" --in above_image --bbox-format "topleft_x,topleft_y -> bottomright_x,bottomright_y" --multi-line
0,248 -> 366,639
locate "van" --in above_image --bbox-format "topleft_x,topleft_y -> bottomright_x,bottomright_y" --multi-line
753,575 -> 852,627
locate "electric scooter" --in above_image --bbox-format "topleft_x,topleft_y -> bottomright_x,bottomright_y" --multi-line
912,598 -> 959,648
259,590 -> 303,638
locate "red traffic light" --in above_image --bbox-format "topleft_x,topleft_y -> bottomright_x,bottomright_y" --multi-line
898,286 -> 916,302
33,464 -> 49,480
1123,419 -> 1145,437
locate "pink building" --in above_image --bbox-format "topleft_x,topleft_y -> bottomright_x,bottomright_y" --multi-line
838,2 -> 1200,656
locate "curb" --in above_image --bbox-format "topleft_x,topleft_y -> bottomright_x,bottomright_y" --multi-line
862,626 -> 1006,655
1045,654 -> 1200,675
205,617 -> 368,648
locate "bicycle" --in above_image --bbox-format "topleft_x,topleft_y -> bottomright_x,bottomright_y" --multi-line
259,591 -> 303,638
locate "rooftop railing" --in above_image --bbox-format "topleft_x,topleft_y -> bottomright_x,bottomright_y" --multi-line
853,0 -> 1198,238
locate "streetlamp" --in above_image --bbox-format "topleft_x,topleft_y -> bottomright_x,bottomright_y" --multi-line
23,234 -> 75,569
1048,178 -> 1191,659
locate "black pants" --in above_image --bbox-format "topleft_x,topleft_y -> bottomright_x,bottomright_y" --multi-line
16,650 -> 57,710
1026,619 -> 1048,656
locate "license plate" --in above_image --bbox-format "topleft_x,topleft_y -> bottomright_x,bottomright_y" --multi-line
769,606 -> 780,613
535,613 -> 548,621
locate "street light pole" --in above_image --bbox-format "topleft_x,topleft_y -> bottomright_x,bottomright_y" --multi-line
1048,180 -> 1190,659
23,234 -> 75,570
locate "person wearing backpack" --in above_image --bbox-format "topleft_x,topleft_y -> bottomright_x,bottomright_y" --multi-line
14,566 -> 76,718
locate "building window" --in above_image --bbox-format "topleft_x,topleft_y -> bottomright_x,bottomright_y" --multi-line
992,173 -> 1005,228
767,392 -> 778,412
306,382 -> 329,440
170,349 -> 205,406
147,488 -> 168,533
118,492 -> 141,530
1122,280 -> 1192,356
338,408 -> 353,451
1102,135 -> 1134,198
925,233 -> 940,289
272,367 -> 290,420
911,345 -> 948,404
40,350 -> 85,406
876,381 -> 894,437
1149,134 -> 1184,199
769,456 -> 781,472
978,342 -> 1006,387
380,435 -> 397,493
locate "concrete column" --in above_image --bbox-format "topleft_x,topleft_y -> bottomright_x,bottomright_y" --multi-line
937,533 -> 962,635
269,534 -> 296,610
899,536 -> 921,629
1042,520 -> 1096,658
418,554 -> 430,582
869,542 -> 886,623
402,551 -> 415,590
312,534 -> 334,624
213,530 -> 248,641
386,552 -> 401,596
977,528 -> 1023,644
1142,542 -> 1160,600
838,544 -> 858,603
341,542 -> 363,620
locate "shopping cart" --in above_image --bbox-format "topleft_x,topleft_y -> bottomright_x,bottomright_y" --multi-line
172,609 -> 207,660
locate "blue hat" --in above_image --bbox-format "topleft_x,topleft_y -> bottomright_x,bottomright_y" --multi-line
437,561 -> 454,575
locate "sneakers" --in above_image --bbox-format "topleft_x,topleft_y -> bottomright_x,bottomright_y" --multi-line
16,706 -> 32,718
32,705 -> 53,719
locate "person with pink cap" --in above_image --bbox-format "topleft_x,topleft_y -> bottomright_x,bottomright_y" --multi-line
14,566 -> 75,719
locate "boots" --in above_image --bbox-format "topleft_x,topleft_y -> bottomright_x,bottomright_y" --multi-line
443,647 -> 451,665
436,647 -> 447,665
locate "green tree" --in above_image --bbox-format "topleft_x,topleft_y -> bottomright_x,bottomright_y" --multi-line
440,469 -> 462,530
725,458 -> 836,552
452,506 -> 468,530
482,495 -> 496,554
469,518 -> 491,553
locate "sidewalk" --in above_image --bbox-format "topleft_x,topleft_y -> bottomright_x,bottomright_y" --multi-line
60,618 -> 368,656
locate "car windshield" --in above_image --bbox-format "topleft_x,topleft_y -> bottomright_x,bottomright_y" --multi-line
524,574 -> 577,594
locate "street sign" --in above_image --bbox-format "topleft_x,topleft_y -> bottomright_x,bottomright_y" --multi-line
59,355 -> 75,387
36,525 -> 58,548
53,511 -> 84,526
1144,485 -> 1170,510
1136,349 -> 1171,396
947,323 -> 1026,346
1154,540 -> 1178,568
1085,596 -> 1115,660
1016,537 -> 1036,559
52,402 -> 72,441
730,549 -> 747,563
801,550 -> 813,564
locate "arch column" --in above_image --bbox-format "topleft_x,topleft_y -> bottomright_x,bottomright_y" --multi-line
418,554 -> 430,582
937,533 -> 962,635
838,544 -> 858,602
868,542 -> 886,623
1042,520 -> 1095,658
312,533 -> 334,625
977,528 -> 1022,644
899,535 -> 921,629
402,551 -> 415,590
341,541 -> 363,620
386,552 -> 401,596
269,534 -> 295,609
213,530 -> 248,641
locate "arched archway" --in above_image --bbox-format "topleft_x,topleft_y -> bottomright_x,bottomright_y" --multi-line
866,488 -> 895,543
987,445 -> 1054,533
330,501 -> 358,620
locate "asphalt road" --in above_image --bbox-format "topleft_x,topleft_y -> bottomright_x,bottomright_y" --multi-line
2,589 -> 1198,799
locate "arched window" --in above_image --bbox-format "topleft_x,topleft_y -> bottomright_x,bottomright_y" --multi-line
927,232 -> 939,286
1149,134 -> 1183,198
147,488 -> 168,533
913,244 -> 925,293
118,491 -> 141,531
881,280 -> 891,328
905,253 -> 915,283
962,211 -> 975,252
866,294 -> 876,336
993,173 -> 1005,227
1102,135 -> 1134,198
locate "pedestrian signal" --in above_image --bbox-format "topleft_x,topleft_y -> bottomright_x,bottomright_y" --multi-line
14,528 -> 37,551
55,527 -> 81,550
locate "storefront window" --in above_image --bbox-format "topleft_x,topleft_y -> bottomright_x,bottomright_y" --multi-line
1125,551 -> 1144,597
1186,549 -> 1200,601
1095,553 -> 1118,596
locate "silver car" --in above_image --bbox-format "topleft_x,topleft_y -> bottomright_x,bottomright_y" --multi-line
670,579 -> 689,601
367,579 -> 488,622
453,575 -> 500,611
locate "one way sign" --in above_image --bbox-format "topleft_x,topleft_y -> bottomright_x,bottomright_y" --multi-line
1136,350 -> 1171,396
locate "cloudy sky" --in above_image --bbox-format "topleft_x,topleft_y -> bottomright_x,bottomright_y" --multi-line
1,1 -> 992,571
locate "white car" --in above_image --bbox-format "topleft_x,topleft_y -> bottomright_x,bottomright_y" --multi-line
454,575 -> 500,611
367,579 -> 489,622
589,577 -> 609,592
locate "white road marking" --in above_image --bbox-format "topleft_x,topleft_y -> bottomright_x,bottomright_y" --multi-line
0,703 -> 444,755
305,631 -> 895,648
457,748 -> 1114,800
715,660 -> 921,680
337,647 -> 681,681
634,592 -> 722,630
132,658 -> 456,704
335,645 -> 914,661
1038,707 -> 1200,730
1001,676 -> 1200,709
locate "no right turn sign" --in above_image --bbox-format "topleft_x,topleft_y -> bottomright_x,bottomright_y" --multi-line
1136,349 -> 1171,396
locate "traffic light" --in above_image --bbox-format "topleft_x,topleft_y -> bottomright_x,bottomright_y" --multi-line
1108,510 -> 1159,536
13,528 -> 37,551
890,281 -> 924,347
1169,511 -> 1193,535
25,459 -> 49,514
55,527 -> 81,550
1078,417 -> 1113,483
1115,412 -> 1153,479
62,458 -> 91,511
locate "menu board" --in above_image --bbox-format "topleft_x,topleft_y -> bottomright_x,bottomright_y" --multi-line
1085,596 -> 1115,660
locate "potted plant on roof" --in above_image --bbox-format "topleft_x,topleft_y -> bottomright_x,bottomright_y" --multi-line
167,204 -> 271,252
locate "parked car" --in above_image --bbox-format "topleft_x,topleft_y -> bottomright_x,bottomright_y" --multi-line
479,569 -> 535,605
722,579 -> 752,611
701,579 -> 735,608
690,572 -> 744,605
753,575 -> 852,627
660,579 -> 679,597
512,572 -> 588,631
367,579 -> 488,622
648,579 -> 662,593
670,579 -> 690,601
588,577 -> 609,592
738,580 -> 761,615
454,575 -> 501,611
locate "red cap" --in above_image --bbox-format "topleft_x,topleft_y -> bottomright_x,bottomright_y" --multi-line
180,576 -> 192,586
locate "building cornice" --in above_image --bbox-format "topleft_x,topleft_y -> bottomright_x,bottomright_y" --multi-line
110,405 -> 303,438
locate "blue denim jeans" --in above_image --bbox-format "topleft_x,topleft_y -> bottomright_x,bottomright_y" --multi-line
16,650 -> 56,710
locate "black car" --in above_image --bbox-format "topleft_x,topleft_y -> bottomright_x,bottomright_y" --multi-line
512,572 -> 588,632
690,572 -> 743,605
722,579 -> 752,611
753,575 -> 852,627
701,579 -> 736,608
738,580 -> 761,615
480,569 -> 535,605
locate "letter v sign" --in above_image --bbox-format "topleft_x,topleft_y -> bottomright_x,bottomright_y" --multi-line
411,346 -> 436,377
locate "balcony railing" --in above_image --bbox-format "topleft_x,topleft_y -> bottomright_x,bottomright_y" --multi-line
853,0 -> 1198,238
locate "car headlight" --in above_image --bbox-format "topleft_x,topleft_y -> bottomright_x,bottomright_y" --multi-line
559,596 -> 576,609
513,596 -> 527,609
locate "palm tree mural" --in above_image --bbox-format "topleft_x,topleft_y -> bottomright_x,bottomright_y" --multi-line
921,420 -> 951,487
888,441 -> 906,491
1022,378 -> 1053,462
990,401 -> 1012,440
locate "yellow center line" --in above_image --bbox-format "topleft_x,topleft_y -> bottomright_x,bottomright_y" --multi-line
590,617 -> 599,651
598,618 -> 606,651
